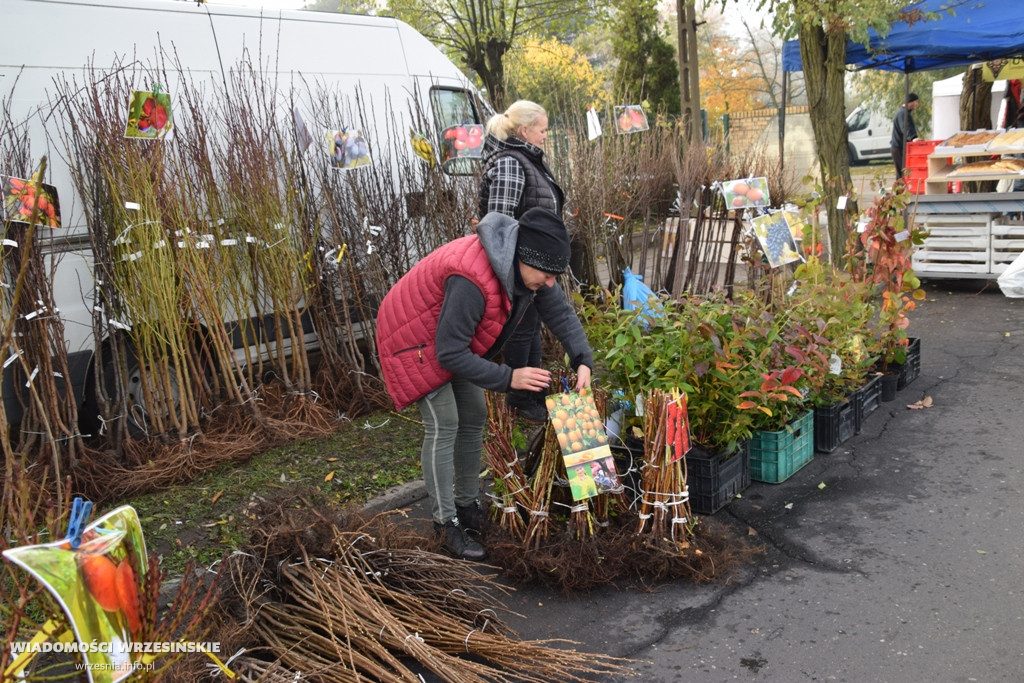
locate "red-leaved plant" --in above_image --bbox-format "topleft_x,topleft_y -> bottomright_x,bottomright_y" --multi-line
845,180 -> 927,372
737,364 -> 807,432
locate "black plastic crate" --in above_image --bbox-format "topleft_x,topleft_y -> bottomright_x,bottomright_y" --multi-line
814,397 -> 857,453
856,374 -> 883,428
685,442 -> 750,515
897,337 -> 921,390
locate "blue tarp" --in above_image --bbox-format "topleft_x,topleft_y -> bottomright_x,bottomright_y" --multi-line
782,0 -> 1024,73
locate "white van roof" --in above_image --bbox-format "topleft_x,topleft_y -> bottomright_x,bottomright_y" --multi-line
2,0 -> 465,81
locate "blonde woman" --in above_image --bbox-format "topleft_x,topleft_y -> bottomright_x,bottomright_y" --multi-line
478,100 -> 566,422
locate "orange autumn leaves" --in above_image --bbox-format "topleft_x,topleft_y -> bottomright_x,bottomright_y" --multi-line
545,387 -> 608,453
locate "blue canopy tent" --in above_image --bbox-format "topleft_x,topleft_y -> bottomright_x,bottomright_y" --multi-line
781,0 -> 1024,74
775,0 -> 1024,167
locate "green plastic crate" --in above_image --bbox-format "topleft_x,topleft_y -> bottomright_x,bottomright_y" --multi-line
749,410 -> 814,483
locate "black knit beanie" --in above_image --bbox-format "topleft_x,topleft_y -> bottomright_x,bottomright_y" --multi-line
516,207 -> 571,275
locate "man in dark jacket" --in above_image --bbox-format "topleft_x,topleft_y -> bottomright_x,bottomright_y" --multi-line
890,92 -> 920,179
376,207 -> 593,560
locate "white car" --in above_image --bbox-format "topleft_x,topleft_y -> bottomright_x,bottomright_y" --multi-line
846,105 -> 894,164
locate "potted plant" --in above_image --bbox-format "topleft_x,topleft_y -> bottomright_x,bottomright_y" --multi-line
845,181 -> 927,400
577,288 -> 759,513
731,302 -> 830,483
789,254 -> 879,448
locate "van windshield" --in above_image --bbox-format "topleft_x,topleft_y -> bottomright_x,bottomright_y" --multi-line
430,87 -> 483,175
847,108 -> 870,132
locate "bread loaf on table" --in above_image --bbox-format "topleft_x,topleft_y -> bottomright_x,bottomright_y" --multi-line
947,157 -> 1024,176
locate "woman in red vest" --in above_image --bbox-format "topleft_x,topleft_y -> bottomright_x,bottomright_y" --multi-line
376,208 -> 593,560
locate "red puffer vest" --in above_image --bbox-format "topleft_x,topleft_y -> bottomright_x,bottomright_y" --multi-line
376,235 -> 511,410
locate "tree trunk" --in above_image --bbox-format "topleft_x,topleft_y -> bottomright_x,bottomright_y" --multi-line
676,1 -> 702,144
465,39 -> 509,111
798,22 -> 857,265
959,67 -> 994,129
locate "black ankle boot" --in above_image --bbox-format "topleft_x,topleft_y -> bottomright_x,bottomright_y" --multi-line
507,390 -> 548,423
456,499 -> 487,533
433,517 -> 487,561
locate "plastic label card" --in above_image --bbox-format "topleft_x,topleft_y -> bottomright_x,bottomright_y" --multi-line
326,129 -> 372,170
750,212 -> 804,268
720,177 -> 770,209
666,393 -> 692,463
613,105 -> 649,135
586,107 -> 603,140
2,176 -> 62,229
125,90 -> 173,140
439,124 -> 484,170
3,506 -> 147,682
546,389 -> 619,501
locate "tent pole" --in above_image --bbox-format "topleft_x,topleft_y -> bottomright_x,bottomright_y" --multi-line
780,71 -> 788,175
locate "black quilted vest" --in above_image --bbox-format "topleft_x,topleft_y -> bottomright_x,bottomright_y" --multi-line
478,146 -> 565,219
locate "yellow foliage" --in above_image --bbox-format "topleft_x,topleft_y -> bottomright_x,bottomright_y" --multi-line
505,38 -> 610,114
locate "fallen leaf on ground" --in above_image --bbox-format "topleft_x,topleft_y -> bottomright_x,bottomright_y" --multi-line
324,471 -> 335,482
907,396 -> 933,409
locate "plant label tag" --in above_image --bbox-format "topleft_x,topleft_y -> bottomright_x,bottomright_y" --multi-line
895,229 -> 911,242
829,353 -> 842,375
857,219 -> 868,233
545,389 -> 617,501
836,195 -> 848,210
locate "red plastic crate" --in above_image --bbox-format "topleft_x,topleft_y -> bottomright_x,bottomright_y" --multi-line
906,139 -> 942,174
906,138 -> 942,162
905,176 -> 927,194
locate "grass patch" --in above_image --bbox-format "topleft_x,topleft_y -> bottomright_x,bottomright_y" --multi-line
124,408 -> 423,576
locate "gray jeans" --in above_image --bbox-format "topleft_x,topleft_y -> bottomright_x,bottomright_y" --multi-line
416,377 -> 486,524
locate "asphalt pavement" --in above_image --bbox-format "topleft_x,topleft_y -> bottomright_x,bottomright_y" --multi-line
369,277 -> 1024,682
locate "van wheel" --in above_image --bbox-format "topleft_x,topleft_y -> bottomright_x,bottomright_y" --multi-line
848,143 -> 862,166
80,339 -> 181,440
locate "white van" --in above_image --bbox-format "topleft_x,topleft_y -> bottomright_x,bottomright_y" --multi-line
846,105 -> 894,164
0,0 -> 487,429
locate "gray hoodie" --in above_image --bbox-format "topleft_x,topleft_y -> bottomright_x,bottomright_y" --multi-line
433,212 -> 593,392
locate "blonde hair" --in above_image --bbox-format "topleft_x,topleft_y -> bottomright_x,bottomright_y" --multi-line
485,100 -> 547,141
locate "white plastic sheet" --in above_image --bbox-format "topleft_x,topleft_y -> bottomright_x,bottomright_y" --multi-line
997,249 -> 1024,297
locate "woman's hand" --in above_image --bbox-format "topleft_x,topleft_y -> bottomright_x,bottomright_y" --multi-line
510,366 -> 552,392
574,365 -> 592,391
